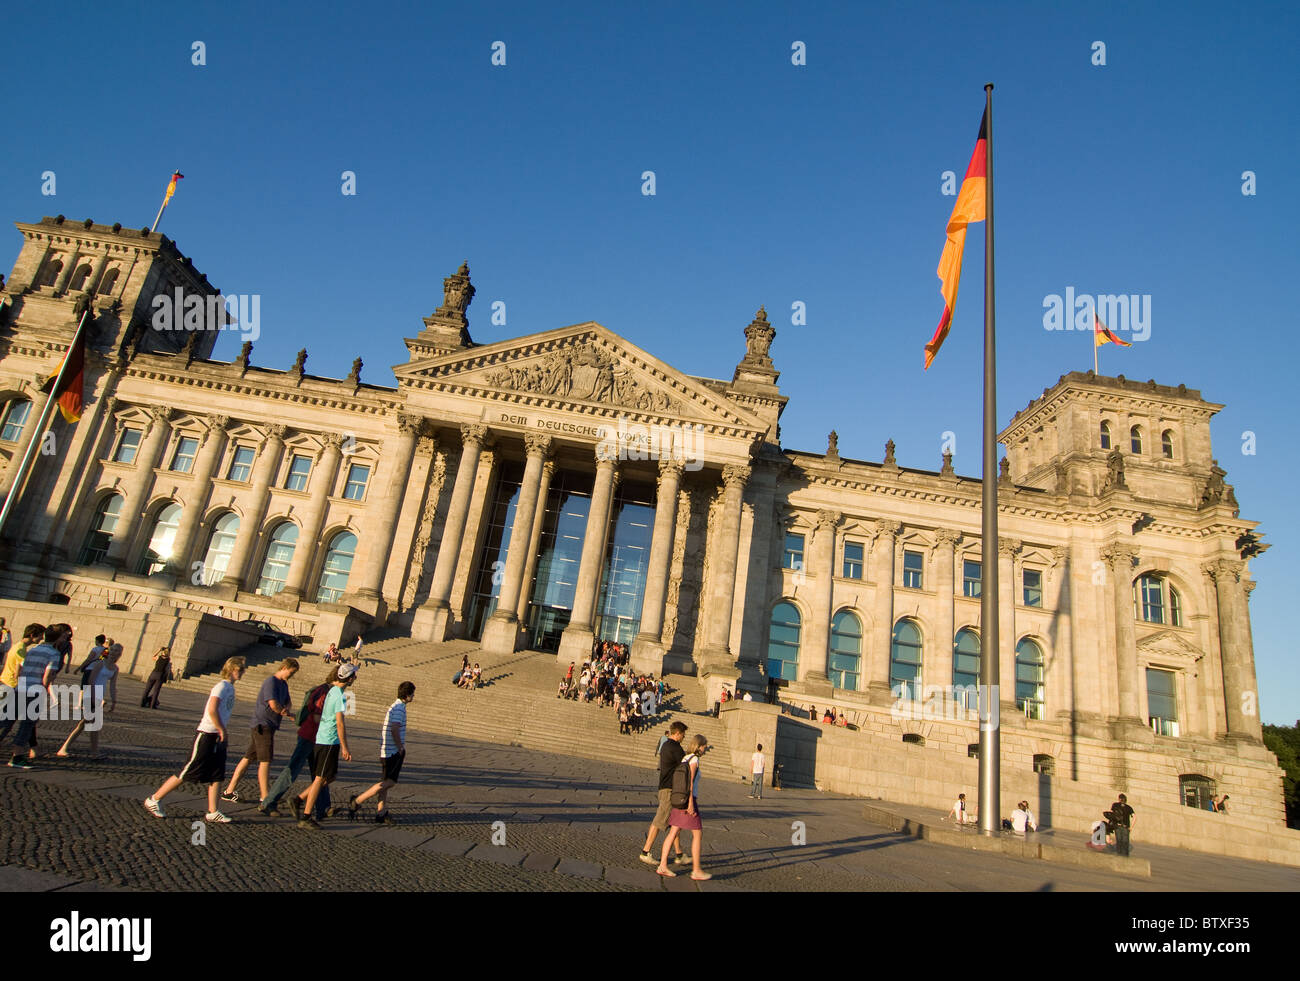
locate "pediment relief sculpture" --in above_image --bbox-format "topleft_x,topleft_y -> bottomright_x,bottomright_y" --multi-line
484,342 -> 682,414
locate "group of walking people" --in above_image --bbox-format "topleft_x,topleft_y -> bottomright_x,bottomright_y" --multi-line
143,655 -> 416,828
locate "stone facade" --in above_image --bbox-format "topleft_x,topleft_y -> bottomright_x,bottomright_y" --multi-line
0,216 -> 1285,852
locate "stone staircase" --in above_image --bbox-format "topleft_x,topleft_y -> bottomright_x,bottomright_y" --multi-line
171,634 -> 740,778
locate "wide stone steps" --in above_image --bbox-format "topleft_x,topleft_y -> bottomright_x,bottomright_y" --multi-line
172,638 -> 738,777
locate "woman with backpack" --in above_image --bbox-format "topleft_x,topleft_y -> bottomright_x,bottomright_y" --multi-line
657,733 -> 712,881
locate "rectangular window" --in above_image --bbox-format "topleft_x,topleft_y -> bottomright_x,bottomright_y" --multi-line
169,436 -> 199,473
1023,568 -> 1043,607
1,400 -> 32,442
285,453 -> 312,491
903,550 -> 923,589
842,541 -> 864,579
227,445 -> 255,482
113,428 -> 142,464
1146,667 -> 1178,737
343,463 -> 370,500
782,533 -> 805,572
962,560 -> 982,598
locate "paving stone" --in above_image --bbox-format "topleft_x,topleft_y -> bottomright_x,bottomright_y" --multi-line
522,852 -> 559,872
555,858 -> 603,879
416,837 -> 474,857
602,865 -> 661,890
467,843 -> 526,866
0,864 -> 82,892
362,826 -> 435,849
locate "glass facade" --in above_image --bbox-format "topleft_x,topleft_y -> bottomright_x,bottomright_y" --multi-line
766,602 -> 800,681
594,480 -> 655,645
466,463 -> 524,641
523,469 -> 592,652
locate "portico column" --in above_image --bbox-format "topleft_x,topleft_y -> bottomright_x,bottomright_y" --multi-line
280,434 -> 344,601
228,425 -> 287,590
351,414 -> 423,610
482,434 -> 552,655
867,519 -> 901,700
1206,558 -> 1262,742
933,528 -> 960,707
166,414 -> 230,577
556,452 -> 619,664
998,537 -> 1021,713
631,458 -> 684,673
697,464 -> 751,678
413,423 -> 488,641
0,389 -> 54,506
516,458 -> 557,622
1102,542 -> 1142,727
799,509 -> 839,688
105,406 -> 174,567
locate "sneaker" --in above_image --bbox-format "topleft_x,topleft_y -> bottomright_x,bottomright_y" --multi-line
673,853 -> 691,866
298,817 -> 322,830
348,794 -> 360,822
256,804 -> 282,817
7,758 -> 33,769
290,796 -> 305,821
324,805 -> 337,819
205,811 -> 232,824
374,810 -> 395,825
143,797 -> 166,818
220,790 -> 240,803
638,851 -> 657,866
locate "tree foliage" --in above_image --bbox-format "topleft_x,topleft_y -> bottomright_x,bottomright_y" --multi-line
1263,724 -> 1300,829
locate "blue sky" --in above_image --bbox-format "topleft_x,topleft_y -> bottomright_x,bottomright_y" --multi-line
3,1 -> 1297,722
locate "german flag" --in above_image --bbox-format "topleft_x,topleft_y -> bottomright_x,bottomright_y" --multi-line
1094,310 -> 1132,348
163,171 -> 184,207
39,330 -> 86,423
925,109 -> 988,370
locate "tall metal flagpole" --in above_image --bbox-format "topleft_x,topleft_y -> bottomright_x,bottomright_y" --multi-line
977,83 -> 1001,836
0,307 -> 90,539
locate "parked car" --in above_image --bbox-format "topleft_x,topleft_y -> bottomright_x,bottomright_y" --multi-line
241,619 -> 303,649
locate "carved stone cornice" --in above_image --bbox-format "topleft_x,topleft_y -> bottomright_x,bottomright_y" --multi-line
934,527 -> 962,548
875,518 -> 902,540
1203,558 -> 1243,584
145,405 -> 174,436
815,509 -> 842,535
322,432 -> 345,453
396,412 -> 424,437
201,414 -> 230,446
997,537 -> 1023,557
523,433 -> 553,458
265,423 -> 288,442
658,458 -> 685,484
460,423 -> 489,449
1101,542 -> 1140,569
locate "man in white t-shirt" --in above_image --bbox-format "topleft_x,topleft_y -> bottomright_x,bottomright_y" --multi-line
947,793 -> 970,825
742,691 -> 753,702
1010,800 -> 1037,835
749,743 -> 766,799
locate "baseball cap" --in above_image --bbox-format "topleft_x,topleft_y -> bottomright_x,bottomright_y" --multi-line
338,663 -> 359,681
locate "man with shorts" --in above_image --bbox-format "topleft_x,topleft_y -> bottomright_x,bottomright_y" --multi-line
144,656 -> 246,823
294,662 -> 356,829
7,624 -> 62,767
638,720 -> 689,867
350,681 -> 414,824
221,658 -> 298,808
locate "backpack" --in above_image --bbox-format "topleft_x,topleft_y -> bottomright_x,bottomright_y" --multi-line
670,756 -> 695,809
297,683 -> 329,726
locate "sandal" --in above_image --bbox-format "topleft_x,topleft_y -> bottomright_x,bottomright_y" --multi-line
656,867 -> 676,877
690,871 -> 713,881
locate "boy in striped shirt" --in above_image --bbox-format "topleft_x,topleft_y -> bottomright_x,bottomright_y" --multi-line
348,681 -> 414,824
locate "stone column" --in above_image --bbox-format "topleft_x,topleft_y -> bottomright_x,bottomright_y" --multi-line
515,458 -> 556,623
228,424 -> 287,590
166,414 -> 230,576
350,414 -> 423,613
482,434 -> 552,655
867,519 -> 901,700
631,459 -> 684,673
557,452 -> 619,664
280,434 -> 344,601
55,396 -> 122,557
105,406 -> 174,567
697,464 -> 751,679
1101,542 -> 1142,727
413,423 -> 488,641
932,528 -> 960,705
0,389 -> 53,505
799,509 -> 840,690
35,374 -> 120,552
998,537 -> 1021,713
1205,558 -> 1262,742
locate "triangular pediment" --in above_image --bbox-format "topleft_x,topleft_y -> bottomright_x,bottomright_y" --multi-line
394,322 -> 767,436
1136,628 -> 1205,664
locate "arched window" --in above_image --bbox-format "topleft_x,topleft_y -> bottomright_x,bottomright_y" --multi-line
256,522 -> 298,597
1130,425 -> 1143,454
1161,429 -> 1174,459
1100,420 -> 1112,450
37,257 -> 63,288
315,531 -> 358,604
97,267 -> 120,295
766,602 -> 800,682
1033,754 -> 1055,775
1134,575 -> 1182,627
137,502 -> 182,575
1,399 -> 33,442
828,610 -> 862,691
79,494 -> 123,565
1015,638 -> 1045,720
952,628 -> 981,710
890,619 -> 923,698
69,263 -> 92,292
200,513 -> 241,585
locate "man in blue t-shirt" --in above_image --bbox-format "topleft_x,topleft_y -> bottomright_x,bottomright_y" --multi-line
221,659 -> 298,807
294,663 -> 356,829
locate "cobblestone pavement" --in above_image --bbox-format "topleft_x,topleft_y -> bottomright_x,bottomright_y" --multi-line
2,677 -> 1297,893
